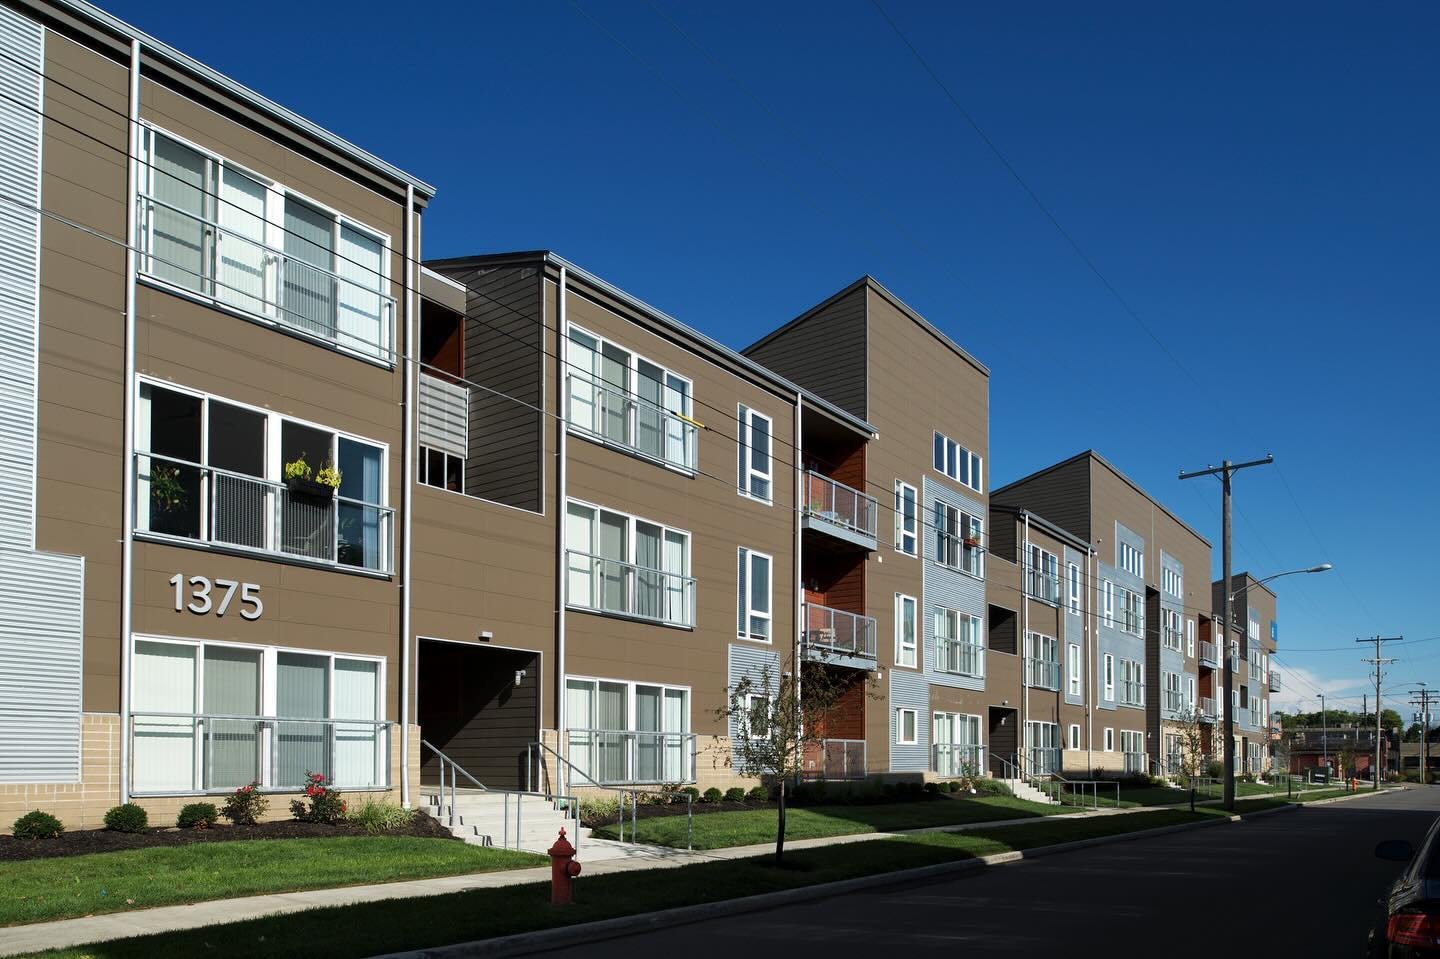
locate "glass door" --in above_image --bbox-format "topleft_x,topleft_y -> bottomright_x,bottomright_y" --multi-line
565,679 -> 596,784
635,685 -> 662,782
333,659 -> 380,787
283,199 -> 336,338
279,421 -> 335,561
662,373 -> 690,467
148,134 -> 207,291
137,384 -> 203,540
275,652 -> 329,788
216,167 -> 269,315
663,530 -> 688,626
202,646 -> 261,789
596,681 -> 627,783
207,400 -> 267,550
635,359 -> 665,460
565,504 -> 596,610
132,641 -> 198,792
634,521 -> 663,620
599,342 -> 631,446
597,511 -> 628,614
565,329 -> 599,433
337,224 -> 384,358
663,689 -> 687,781
337,438 -> 383,570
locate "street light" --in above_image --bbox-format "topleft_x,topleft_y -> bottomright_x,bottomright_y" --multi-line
1229,564 -> 1333,601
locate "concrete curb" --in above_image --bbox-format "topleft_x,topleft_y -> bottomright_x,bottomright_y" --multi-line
374,805 -> 1299,959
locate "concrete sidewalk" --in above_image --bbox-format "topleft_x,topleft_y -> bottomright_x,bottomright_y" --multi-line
0,799 -> 1265,957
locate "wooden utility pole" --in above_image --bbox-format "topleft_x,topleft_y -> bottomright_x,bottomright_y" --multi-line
1358,636 -> 1400,789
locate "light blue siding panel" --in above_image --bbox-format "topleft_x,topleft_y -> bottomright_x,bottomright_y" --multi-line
921,477 -> 985,692
888,670 -> 930,772
727,644 -> 779,768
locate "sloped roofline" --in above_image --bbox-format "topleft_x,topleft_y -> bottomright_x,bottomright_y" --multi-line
742,275 -> 990,377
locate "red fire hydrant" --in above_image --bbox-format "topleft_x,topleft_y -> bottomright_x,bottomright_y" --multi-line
548,828 -> 581,905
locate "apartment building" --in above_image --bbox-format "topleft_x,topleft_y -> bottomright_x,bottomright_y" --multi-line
0,0 -> 431,827
991,451 -> 1211,776
1213,572 -> 1279,774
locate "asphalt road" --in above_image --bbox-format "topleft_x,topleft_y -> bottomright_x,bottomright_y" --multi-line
548,789 -> 1440,958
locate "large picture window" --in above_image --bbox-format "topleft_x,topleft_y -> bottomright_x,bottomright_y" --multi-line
565,501 -> 693,627
565,677 -> 692,784
135,380 -> 390,573
130,636 -> 385,794
138,126 -> 392,362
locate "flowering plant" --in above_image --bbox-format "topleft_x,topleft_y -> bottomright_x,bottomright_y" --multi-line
221,780 -> 269,825
290,771 -> 346,824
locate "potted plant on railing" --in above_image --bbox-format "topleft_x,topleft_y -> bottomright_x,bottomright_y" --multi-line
150,462 -> 187,514
963,531 -> 983,548
284,455 -> 341,500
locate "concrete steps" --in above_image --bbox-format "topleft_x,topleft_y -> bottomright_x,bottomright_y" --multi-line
420,790 -> 589,852
1000,778 -> 1060,805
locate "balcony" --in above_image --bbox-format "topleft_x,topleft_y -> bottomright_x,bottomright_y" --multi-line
419,373 -> 468,460
565,729 -> 697,785
1199,697 -> 1217,723
801,739 -> 866,781
801,603 -> 877,664
1024,657 -> 1061,691
1119,681 -> 1144,708
933,743 -> 984,777
1249,707 -> 1262,730
1199,641 -> 1220,669
936,636 -> 985,679
1024,567 -> 1060,605
564,551 -> 695,628
1162,627 -> 1184,652
1269,669 -> 1282,692
135,453 -> 393,574
564,373 -> 697,472
802,471 -> 878,550
129,711 -> 392,795
1163,689 -> 1184,715
1027,747 -> 1062,777
136,193 -> 394,364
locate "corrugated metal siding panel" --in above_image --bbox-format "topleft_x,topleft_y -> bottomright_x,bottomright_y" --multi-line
743,287 -> 868,419
0,7 -> 41,551
888,670 -> 929,771
418,374 -> 467,457
922,477 -> 985,692
0,550 -> 84,783
727,643 -> 779,768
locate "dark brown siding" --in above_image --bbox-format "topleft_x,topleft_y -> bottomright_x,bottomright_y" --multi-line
991,456 -> 1092,543
417,642 -> 539,790
744,285 -> 867,419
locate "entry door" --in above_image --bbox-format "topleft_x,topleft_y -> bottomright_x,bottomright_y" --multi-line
988,707 -> 1017,777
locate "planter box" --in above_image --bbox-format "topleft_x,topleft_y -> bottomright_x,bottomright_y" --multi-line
286,476 -> 336,500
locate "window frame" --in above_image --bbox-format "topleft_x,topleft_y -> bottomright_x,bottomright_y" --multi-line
895,707 -> 918,746
1103,653 -> 1115,701
1068,724 -> 1081,750
1067,563 -> 1080,613
894,480 -> 918,556
894,593 -> 918,669
1067,642 -> 1081,696
736,404 -> 774,504
564,498 -> 694,627
736,546 -> 773,643
1103,727 -> 1115,752
931,430 -> 983,493
743,693 -> 771,740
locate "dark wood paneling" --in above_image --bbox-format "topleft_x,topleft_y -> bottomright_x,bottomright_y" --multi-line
989,707 -> 1018,775
745,286 -> 868,419
991,456 -> 1093,544
988,604 -> 1018,657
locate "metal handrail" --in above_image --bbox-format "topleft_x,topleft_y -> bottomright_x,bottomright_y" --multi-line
1269,669 -> 1283,691
527,738 -> 692,852
129,711 -> 392,795
935,636 -> 985,678
137,192 -> 395,361
1023,564 -> 1061,604
564,372 -> 698,472
1119,680 -> 1145,707
135,451 -> 393,573
802,738 -> 866,781
561,728 -> 698,785
802,602 -> 877,658
1162,627 -> 1184,652
932,743 -> 984,777
1024,657 -> 1061,690
420,739 -> 581,853
564,550 -> 696,628
803,471 -> 878,538
1199,641 -> 1220,667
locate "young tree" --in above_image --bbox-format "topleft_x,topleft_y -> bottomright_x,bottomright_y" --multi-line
717,654 -> 861,865
1173,706 -> 1208,812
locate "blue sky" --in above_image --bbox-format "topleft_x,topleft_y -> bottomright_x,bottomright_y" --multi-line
109,0 -> 1439,717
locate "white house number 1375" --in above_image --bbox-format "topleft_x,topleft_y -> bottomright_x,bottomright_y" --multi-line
170,574 -> 263,621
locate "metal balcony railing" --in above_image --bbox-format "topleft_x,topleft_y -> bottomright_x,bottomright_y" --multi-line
1123,750 -> 1147,774
803,471 -> 878,540
1024,566 -> 1060,604
1200,697 -> 1218,723
1249,658 -> 1263,682
564,373 -> 697,472
936,636 -> 985,678
803,603 -> 877,659
1163,690 -> 1184,714
419,373 -> 468,459
802,739 -> 866,781
564,550 -> 695,628
1162,627 -> 1184,652
1269,669 -> 1282,692
128,711 -> 392,795
1199,641 -> 1220,668
1027,746 -> 1062,777
1024,657 -> 1061,691
137,193 -> 395,363
933,743 -> 985,778
136,453 -> 393,574
565,729 -> 697,785
1119,680 -> 1144,707
1249,708 -> 1262,729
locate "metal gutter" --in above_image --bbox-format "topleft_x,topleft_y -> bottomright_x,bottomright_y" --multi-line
399,184 -> 415,809
50,0 -> 435,199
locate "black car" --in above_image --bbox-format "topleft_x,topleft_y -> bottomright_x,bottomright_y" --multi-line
1370,816 -> 1440,955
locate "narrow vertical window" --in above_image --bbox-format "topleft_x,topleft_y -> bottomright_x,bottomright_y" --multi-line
894,480 -> 918,556
895,593 -> 917,668
737,547 -> 772,641
737,405 -> 773,503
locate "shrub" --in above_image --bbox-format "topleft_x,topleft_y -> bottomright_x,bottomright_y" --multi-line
701,787 -> 723,804
103,803 -> 148,833
905,781 -> 924,799
746,785 -> 770,802
923,781 -> 940,795
222,781 -> 269,825
177,802 -> 219,829
13,811 -> 64,839
724,787 -> 747,803
347,798 -> 413,835
946,780 -> 961,793
972,777 -> 1012,797
679,786 -> 701,803
580,795 -> 620,822
1205,759 -> 1225,779
290,771 -> 346,824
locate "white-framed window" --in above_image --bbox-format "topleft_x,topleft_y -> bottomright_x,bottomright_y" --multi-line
936,609 -> 984,677
1101,580 -> 1115,628
933,712 -> 982,774
1186,618 -> 1195,657
1027,545 -> 1060,603
130,634 -> 384,794
736,547 -> 772,642
1025,632 -> 1060,690
1162,566 -> 1182,598
564,324 -> 696,471
1067,563 -> 1081,614
138,124 -> 393,364
896,707 -> 918,745
418,446 -> 463,493
565,500 -> 693,627
1187,677 -> 1196,711
1119,541 -> 1144,578
1068,724 -> 1081,750
1120,729 -> 1144,757
895,593 -> 918,668
1068,642 -> 1081,696
566,676 -> 692,784
1248,617 -> 1261,642
1162,608 -> 1183,651
1163,671 -> 1182,713
934,501 -> 983,577
1103,727 -> 1115,752
932,430 -> 983,493
737,404 -> 773,503
1119,586 -> 1144,637
1103,653 -> 1115,701
135,378 -> 390,573
894,480 -> 918,556
744,693 -> 771,739
1119,659 -> 1145,707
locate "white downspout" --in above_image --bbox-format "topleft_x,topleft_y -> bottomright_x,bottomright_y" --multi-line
555,266 -> 568,795
793,397 -> 804,765
118,38 -> 141,806
1021,513 -> 1031,777
399,185 -> 415,809
1086,547 -> 1094,776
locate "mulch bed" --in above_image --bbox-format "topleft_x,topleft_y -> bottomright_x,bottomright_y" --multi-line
0,813 -> 456,863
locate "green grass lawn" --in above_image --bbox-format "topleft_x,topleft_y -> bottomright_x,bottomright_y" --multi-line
1,837 -> 544,927
24,804 -> 1268,959
589,795 -> 1071,848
